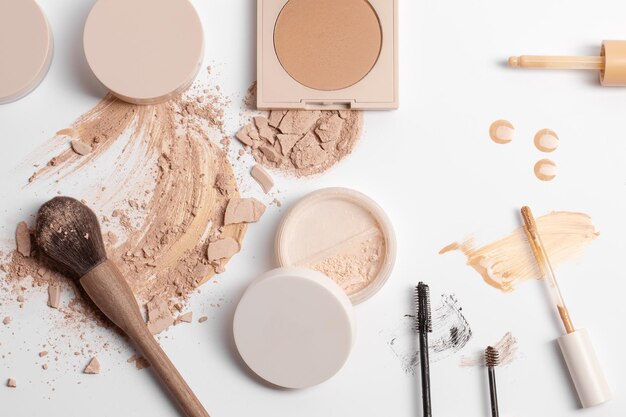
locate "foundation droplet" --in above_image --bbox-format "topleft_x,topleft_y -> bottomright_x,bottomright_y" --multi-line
534,159 -> 557,181
534,129 -> 559,153
489,120 -> 515,144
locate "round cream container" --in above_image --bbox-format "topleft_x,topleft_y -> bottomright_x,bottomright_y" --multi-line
233,267 -> 355,389
0,0 -> 53,104
83,0 -> 204,105
276,188 -> 396,304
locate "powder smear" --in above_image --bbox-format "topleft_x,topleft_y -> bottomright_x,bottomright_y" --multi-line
440,211 -> 598,292
2,82 -> 248,327
460,332 -> 518,367
384,294 -> 472,375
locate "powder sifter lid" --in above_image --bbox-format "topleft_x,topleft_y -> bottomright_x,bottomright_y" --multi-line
557,328 -> 612,408
233,267 -> 356,389
83,0 -> 204,104
0,0 -> 53,104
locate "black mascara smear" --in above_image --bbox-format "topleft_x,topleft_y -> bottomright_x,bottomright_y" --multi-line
386,294 -> 472,374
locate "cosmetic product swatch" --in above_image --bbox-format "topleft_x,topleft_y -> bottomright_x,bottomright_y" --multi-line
236,109 -> 363,177
384,294 -> 472,374
2,80 -> 250,329
460,332 -> 518,367
440,211 -> 598,292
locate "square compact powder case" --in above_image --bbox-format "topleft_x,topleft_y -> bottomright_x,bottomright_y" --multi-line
257,0 -> 398,110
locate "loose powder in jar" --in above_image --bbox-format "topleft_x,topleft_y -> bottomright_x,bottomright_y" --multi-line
273,0 -> 382,91
275,188 -> 396,304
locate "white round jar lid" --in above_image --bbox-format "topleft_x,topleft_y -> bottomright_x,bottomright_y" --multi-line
276,188 -> 396,304
233,267 -> 356,389
83,0 -> 204,105
0,0 -> 53,104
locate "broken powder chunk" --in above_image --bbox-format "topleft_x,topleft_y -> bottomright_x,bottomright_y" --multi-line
42,364 -> 48,370
56,128 -> 76,137
39,351 -> 48,357
258,126 -> 275,145
278,110 -> 321,135
207,238 -> 240,261
47,285 -> 61,309
2,316 -> 11,325
276,134 -> 302,156
291,132 -> 328,168
84,357 -> 100,374
15,221 -> 31,257
174,312 -> 193,325
224,198 -> 266,225
259,144 -> 282,163
315,114 -> 344,142
268,110 -> 287,128
235,124 -> 254,146
7,378 -> 16,388
71,139 -> 92,156
254,116 -> 270,130
250,165 -> 274,194
134,356 -> 151,370
146,296 -> 174,335
338,110 -> 350,119
198,316 -> 208,323
248,130 -> 260,141
214,174 -> 234,196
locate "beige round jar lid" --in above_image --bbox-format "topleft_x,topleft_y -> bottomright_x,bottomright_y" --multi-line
0,0 -> 53,105
84,0 -> 204,105
234,267 -> 356,389
276,188 -> 396,304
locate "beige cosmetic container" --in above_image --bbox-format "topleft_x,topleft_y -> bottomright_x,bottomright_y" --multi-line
257,0 -> 399,110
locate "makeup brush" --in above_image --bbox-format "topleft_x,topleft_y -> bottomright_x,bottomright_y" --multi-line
484,346 -> 500,417
520,206 -> 612,408
35,197 -> 210,417
415,282 -> 432,417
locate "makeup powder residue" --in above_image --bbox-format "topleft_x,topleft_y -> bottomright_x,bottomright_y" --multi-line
2,79 -> 248,327
310,234 -> 384,294
534,158 -> 557,181
440,211 -> 598,292
460,332 -> 518,367
489,120 -> 515,144
236,109 -> 363,177
384,294 -> 472,374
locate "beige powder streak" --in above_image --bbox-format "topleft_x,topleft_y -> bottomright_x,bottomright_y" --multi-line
440,211 -> 598,292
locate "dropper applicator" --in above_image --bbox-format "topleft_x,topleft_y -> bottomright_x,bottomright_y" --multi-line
520,206 -> 612,408
509,41 -> 626,86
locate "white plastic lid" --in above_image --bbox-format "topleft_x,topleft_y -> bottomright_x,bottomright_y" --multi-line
0,0 -> 53,104
84,0 -> 204,104
557,329 -> 612,408
233,267 -> 356,389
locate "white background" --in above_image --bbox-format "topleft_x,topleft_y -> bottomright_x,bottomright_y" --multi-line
1,0 -> 626,416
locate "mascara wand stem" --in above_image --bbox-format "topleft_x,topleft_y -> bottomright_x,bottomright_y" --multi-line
419,332 -> 431,417
487,367 -> 499,417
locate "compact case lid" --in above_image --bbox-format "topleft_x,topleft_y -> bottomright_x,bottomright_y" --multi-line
233,267 -> 356,389
0,0 -> 53,104
84,0 -> 204,105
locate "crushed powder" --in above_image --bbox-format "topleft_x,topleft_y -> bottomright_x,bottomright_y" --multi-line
236,108 -> 363,177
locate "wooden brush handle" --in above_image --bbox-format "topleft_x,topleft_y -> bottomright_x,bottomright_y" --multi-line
81,260 -> 210,417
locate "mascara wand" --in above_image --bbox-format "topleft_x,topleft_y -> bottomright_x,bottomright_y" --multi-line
520,206 -> 612,408
484,346 -> 500,417
415,282 -> 432,417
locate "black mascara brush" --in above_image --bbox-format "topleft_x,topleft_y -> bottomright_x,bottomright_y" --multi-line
485,346 -> 500,417
415,282 -> 432,417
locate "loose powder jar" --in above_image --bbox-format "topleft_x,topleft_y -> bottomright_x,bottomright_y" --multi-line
233,267 -> 356,389
0,0 -> 53,104
257,0 -> 398,110
275,188 -> 396,304
83,0 -> 204,105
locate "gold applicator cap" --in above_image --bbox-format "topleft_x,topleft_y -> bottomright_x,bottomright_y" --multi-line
509,40 -> 626,86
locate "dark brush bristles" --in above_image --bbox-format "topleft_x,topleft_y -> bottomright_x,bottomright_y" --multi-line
485,346 -> 501,368
35,197 -> 107,280
415,282 -> 432,333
